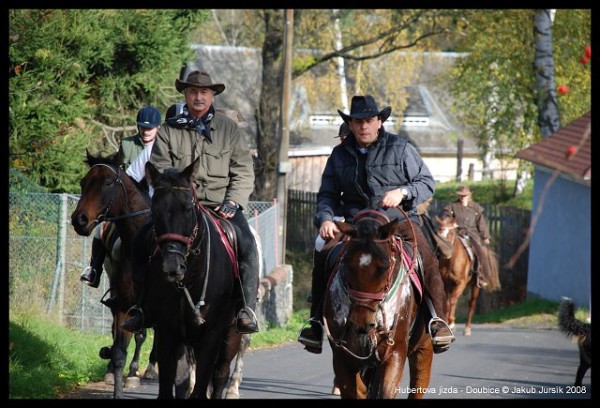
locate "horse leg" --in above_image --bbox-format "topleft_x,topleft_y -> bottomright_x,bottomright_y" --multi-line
332,352 -> 365,399
464,283 -> 480,336
143,330 -> 159,380
174,345 -> 194,398
111,314 -> 133,399
407,333 -> 434,399
212,327 -> 242,399
124,329 -> 145,385
226,333 -> 250,399
155,328 -> 178,399
371,355 -> 406,399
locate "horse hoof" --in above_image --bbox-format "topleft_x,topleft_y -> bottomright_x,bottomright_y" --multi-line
143,367 -> 158,380
225,389 -> 240,399
103,372 -> 115,385
125,376 -> 140,389
332,386 -> 341,396
464,327 -> 472,336
99,346 -> 112,360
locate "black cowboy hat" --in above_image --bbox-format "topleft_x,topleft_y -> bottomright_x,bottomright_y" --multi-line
337,95 -> 392,123
175,70 -> 225,95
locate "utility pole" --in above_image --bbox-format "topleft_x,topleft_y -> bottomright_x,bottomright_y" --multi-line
276,9 -> 293,265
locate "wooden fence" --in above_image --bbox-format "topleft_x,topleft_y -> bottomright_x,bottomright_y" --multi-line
286,189 -> 531,313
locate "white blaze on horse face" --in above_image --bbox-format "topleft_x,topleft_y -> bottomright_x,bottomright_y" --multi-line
359,252 -> 372,267
440,228 -> 450,239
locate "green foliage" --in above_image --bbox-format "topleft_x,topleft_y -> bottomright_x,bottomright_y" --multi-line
9,312 -> 112,399
9,9 -> 209,193
434,179 -> 533,210
447,9 -> 591,170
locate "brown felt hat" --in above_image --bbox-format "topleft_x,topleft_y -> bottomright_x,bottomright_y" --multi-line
456,186 -> 472,196
175,70 -> 225,95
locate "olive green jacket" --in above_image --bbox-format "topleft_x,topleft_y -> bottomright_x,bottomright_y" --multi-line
443,201 -> 491,242
149,111 -> 255,210
120,134 -> 145,169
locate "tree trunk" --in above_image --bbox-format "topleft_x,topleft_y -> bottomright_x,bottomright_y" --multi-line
534,9 -> 560,138
254,10 -> 284,201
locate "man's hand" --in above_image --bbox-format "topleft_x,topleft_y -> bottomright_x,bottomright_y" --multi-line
379,188 -> 405,209
483,238 -> 490,245
319,220 -> 340,241
215,200 -> 238,219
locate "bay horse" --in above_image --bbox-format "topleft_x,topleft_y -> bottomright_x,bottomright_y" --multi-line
140,158 -> 245,399
435,215 -> 500,336
71,150 -> 157,398
323,209 -> 433,399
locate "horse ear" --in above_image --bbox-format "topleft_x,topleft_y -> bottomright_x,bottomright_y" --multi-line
182,157 -> 200,182
145,161 -> 160,186
335,220 -> 356,238
378,219 -> 400,239
85,148 -> 93,164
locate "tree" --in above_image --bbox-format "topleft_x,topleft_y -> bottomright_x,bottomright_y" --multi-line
446,9 -> 590,194
204,9 -> 464,200
9,9 -> 208,192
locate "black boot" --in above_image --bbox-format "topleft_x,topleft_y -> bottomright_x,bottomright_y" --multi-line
80,237 -> 106,288
80,267 -> 101,288
298,249 -> 327,353
121,306 -> 144,334
236,258 -> 259,334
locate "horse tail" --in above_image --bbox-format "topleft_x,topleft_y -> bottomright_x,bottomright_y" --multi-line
484,247 -> 501,291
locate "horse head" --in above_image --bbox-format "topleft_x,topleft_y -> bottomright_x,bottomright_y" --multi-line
333,210 -> 400,350
435,215 -> 458,241
145,158 -> 200,283
71,149 -> 126,236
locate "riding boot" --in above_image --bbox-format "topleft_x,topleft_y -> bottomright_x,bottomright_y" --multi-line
397,220 -> 455,353
80,237 -> 106,288
236,257 -> 260,334
121,251 -> 148,334
298,249 -> 328,353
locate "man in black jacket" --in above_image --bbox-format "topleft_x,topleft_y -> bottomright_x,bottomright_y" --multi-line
298,95 -> 454,354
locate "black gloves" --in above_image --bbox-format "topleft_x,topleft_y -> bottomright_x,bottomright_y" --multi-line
219,200 -> 239,216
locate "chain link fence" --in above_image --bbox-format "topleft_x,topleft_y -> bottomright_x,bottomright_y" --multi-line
9,193 -> 279,334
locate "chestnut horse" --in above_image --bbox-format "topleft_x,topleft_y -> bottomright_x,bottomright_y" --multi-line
435,215 -> 500,336
323,209 -> 433,399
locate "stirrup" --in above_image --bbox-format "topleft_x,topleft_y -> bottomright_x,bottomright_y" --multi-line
428,317 -> 455,347
121,306 -> 145,334
298,318 -> 323,352
236,307 -> 259,334
80,266 -> 99,288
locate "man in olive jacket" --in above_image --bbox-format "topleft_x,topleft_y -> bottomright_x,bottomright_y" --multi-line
122,70 -> 259,335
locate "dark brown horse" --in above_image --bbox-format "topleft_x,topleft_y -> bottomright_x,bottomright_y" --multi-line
71,150 -> 156,398
141,158 -> 244,399
323,210 -> 433,399
435,215 -> 500,336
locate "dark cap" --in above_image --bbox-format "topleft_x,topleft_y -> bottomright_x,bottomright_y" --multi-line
335,122 -> 350,138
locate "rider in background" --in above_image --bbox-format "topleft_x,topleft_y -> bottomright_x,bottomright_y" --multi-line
79,105 -> 161,291
298,94 -> 455,354
443,186 -> 492,288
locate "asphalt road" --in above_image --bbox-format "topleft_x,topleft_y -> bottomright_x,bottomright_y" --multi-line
67,323 -> 592,400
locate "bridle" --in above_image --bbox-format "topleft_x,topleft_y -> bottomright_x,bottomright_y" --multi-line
324,209 -> 417,363
88,163 -> 151,225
